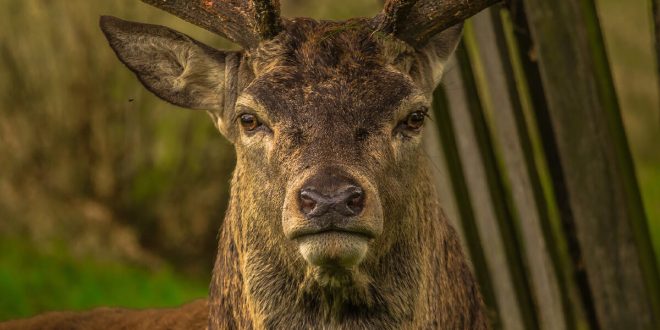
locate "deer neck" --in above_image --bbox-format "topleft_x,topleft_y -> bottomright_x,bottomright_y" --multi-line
208,170 -> 480,329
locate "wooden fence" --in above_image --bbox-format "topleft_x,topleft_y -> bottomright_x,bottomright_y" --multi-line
423,1 -> 660,329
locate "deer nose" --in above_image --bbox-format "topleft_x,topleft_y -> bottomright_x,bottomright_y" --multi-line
298,172 -> 365,218
299,186 -> 364,218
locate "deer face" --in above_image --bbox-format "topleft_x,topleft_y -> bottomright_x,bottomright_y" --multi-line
101,1 -> 461,287
236,19 -> 457,272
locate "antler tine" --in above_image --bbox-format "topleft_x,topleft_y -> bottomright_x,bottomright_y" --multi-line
375,0 -> 501,48
252,0 -> 282,40
140,0 -> 282,49
374,0 -> 420,34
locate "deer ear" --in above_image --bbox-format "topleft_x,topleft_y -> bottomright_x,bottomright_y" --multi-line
100,15 -> 231,115
410,23 -> 463,92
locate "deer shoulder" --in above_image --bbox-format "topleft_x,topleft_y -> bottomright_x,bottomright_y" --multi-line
0,300 -> 207,330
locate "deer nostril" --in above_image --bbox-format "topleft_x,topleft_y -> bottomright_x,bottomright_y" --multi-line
298,185 -> 365,218
345,188 -> 364,215
299,190 -> 318,215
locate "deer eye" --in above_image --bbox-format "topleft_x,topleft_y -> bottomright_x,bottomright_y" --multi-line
405,111 -> 426,130
239,114 -> 261,131
394,109 -> 428,139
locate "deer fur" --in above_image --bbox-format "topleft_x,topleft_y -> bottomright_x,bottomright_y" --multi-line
0,300 -> 207,330
1,1 -> 492,329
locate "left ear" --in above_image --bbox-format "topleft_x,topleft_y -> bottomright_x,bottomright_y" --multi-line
409,23 -> 463,92
100,15 -> 248,139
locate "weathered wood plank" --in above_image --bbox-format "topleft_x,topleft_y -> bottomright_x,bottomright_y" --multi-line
653,0 -> 660,115
520,0 -> 660,328
428,85 -> 502,327
443,50 -> 529,330
468,8 -> 568,330
422,111 -> 462,238
503,2 -> 599,327
460,30 -> 545,329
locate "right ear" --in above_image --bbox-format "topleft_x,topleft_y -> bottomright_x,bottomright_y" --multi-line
100,16 -> 238,137
408,23 -> 463,93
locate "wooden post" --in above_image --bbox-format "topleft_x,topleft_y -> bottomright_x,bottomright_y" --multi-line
520,0 -> 660,328
466,8 -> 571,329
429,85 -> 503,328
653,0 -> 660,121
440,46 -> 543,329
503,2 -> 599,327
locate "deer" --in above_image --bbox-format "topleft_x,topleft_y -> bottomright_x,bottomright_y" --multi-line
0,0 -> 500,329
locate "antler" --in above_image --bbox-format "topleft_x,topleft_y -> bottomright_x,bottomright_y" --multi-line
140,0 -> 282,49
374,0 -> 502,47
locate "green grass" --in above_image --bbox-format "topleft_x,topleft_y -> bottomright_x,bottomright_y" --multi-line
0,239 -> 208,322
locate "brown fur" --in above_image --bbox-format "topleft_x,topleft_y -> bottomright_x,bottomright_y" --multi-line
1,3 -> 488,329
0,300 -> 207,330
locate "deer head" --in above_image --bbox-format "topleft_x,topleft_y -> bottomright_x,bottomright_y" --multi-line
101,0 -> 494,327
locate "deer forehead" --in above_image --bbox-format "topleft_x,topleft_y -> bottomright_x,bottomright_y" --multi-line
251,18 -> 411,73
243,71 -> 417,124
238,19 -> 425,126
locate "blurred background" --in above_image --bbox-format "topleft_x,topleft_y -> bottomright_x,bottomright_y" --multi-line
0,0 -> 657,321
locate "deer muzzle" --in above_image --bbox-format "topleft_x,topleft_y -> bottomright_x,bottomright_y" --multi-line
282,167 -> 383,268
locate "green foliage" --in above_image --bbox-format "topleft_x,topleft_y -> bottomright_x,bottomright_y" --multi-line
0,0 -> 235,275
0,238 -> 207,321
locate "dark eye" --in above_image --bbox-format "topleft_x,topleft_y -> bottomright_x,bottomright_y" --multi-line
405,111 -> 426,130
239,114 -> 260,131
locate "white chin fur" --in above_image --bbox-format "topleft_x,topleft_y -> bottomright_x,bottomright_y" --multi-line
297,232 -> 369,268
